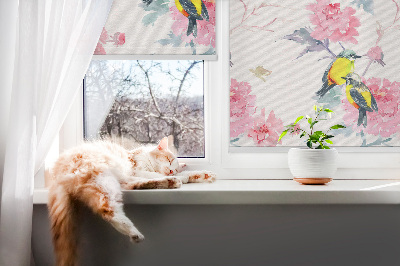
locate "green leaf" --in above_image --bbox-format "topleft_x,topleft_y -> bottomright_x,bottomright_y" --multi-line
306,139 -> 313,148
308,118 -> 312,126
300,132 -> 306,138
322,135 -> 334,140
330,124 -> 346,129
324,108 -> 334,113
278,130 -> 288,141
325,139 -> 333,144
310,131 -> 324,141
310,121 -> 319,127
294,116 -> 304,124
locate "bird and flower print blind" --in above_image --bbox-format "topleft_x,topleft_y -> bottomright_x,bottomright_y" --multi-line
94,0 -> 216,57
230,0 -> 400,147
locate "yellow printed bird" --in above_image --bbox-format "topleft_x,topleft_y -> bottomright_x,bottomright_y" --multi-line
175,0 -> 209,37
316,49 -> 361,98
343,73 -> 378,127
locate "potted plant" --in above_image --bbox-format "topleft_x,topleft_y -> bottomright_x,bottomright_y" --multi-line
278,106 -> 346,185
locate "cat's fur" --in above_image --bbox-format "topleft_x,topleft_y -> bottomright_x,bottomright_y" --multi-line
48,137 -> 216,266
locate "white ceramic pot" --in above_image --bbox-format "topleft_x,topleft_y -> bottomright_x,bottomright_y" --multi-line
288,148 -> 338,184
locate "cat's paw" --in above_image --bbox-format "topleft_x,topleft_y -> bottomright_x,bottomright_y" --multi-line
187,171 -> 217,183
166,177 -> 182,189
203,171 -> 217,183
130,232 -> 145,243
177,163 -> 187,173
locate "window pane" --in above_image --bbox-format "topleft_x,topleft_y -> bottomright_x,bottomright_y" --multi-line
84,60 -> 204,158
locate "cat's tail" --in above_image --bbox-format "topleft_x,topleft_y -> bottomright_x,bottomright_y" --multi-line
48,183 -> 78,266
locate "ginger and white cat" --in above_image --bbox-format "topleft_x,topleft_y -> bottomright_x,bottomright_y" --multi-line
48,137 -> 216,266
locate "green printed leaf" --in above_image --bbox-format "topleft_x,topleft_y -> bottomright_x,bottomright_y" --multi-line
351,0 -> 374,14
278,130 -> 288,141
141,0 -> 169,26
324,108 -> 333,113
330,124 -> 346,129
294,116 -> 304,124
325,139 -> 333,144
158,32 -> 183,47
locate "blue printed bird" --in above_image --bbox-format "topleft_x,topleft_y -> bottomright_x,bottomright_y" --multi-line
343,73 -> 378,127
175,0 -> 209,37
316,49 -> 361,98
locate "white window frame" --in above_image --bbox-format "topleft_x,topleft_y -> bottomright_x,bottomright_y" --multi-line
58,0 -> 400,181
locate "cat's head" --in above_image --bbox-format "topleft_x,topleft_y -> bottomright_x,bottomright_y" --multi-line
149,137 -> 180,176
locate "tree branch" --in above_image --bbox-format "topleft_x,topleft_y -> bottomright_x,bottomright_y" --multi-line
137,60 -> 162,115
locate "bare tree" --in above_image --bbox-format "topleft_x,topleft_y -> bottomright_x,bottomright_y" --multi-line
85,60 -> 204,157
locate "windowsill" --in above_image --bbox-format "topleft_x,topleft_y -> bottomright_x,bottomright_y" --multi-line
33,179 -> 400,205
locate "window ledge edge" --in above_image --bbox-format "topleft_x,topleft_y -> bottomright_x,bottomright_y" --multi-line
34,180 -> 400,205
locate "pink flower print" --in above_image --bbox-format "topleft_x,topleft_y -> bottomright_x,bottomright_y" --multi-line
110,32 -> 125,46
248,109 -> 284,146
230,79 -> 256,138
307,0 -> 361,44
342,77 -> 400,137
94,28 -> 125,54
170,1 -> 216,48
99,27 -> 108,44
118,33 -> 125,46
366,46 -> 385,66
291,124 -> 301,135
94,43 -> 106,55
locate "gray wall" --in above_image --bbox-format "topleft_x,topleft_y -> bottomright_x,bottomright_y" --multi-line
32,205 -> 400,266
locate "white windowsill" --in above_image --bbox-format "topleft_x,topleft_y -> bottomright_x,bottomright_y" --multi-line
33,180 -> 400,205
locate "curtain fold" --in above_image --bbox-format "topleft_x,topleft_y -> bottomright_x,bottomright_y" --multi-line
0,0 -> 113,265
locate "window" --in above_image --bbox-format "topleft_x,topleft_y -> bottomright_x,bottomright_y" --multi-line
83,60 -> 205,158
56,0 -> 400,182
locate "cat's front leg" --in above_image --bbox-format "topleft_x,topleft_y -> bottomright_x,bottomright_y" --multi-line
122,176 -> 182,189
176,171 -> 217,184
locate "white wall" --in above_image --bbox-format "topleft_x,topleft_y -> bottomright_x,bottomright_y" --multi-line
33,204 -> 400,266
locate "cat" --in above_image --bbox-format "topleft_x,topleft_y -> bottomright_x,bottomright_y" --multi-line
48,137 -> 216,266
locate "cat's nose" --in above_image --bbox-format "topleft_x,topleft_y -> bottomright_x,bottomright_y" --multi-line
169,170 -> 173,175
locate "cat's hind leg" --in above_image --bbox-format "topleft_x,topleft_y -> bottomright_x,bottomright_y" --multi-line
75,172 -> 144,243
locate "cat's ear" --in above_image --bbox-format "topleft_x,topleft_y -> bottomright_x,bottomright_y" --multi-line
167,135 -> 178,155
157,137 -> 168,151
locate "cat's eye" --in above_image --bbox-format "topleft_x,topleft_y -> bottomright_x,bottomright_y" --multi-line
83,60 -> 205,158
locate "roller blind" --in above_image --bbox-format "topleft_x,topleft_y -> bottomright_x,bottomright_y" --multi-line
230,0 -> 400,148
95,0 -> 216,59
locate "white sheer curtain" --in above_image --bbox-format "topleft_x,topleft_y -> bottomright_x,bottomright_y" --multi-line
0,0 -> 113,265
